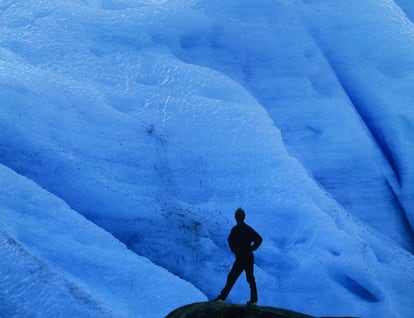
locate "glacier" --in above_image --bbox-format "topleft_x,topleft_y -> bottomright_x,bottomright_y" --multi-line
1,0 -> 414,317
0,164 -> 205,317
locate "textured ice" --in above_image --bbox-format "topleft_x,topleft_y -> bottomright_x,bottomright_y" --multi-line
0,165 -> 206,318
1,1 -> 414,317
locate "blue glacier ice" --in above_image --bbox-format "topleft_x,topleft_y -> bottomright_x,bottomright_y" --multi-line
1,1 -> 414,317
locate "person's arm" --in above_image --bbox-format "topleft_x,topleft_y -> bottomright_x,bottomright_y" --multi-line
228,228 -> 238,254
250,228 -> 262,251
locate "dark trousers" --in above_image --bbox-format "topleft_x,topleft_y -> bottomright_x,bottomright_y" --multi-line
220,252 -> 257,302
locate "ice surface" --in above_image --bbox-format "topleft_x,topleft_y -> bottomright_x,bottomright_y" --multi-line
299,0 -> 414,237
168,0 -> 414,248
0,164 -> 206,317
1,0 -> 414,317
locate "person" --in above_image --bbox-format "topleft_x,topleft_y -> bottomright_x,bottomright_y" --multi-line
214,208 -> 262,306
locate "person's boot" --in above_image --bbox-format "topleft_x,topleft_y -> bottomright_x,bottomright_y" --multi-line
212,295 -> 225,302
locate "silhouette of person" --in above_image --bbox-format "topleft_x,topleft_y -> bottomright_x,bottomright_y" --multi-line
214,208 -> 262,305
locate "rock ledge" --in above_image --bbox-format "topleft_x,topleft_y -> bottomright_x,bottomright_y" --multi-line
165,301 -> 340,318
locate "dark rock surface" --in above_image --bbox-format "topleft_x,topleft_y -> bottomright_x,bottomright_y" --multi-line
166,301 -> 318,318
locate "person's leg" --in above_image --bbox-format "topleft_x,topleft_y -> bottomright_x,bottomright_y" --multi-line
244,254 -> 257,303
219,258 -> 244,300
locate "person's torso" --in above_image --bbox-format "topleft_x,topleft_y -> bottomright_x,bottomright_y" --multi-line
230,223 -> 255,252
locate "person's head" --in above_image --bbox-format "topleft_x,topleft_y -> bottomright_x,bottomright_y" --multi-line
235,208 -> 245,224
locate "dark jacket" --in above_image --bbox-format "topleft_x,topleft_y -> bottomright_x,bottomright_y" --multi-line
228,222 -> 262,255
